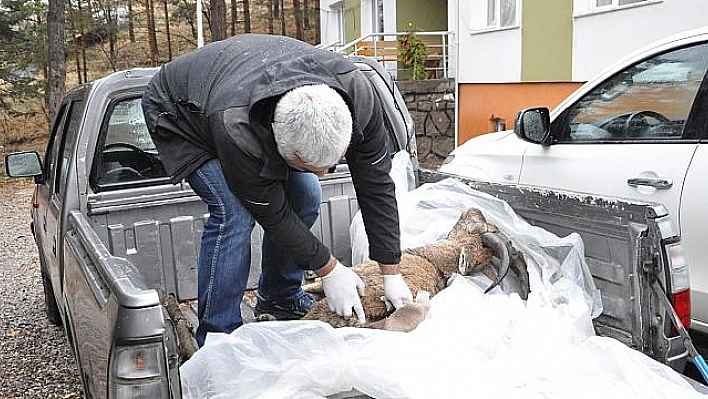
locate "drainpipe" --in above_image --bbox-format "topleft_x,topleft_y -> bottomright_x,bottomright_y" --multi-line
453,0 -> 460,148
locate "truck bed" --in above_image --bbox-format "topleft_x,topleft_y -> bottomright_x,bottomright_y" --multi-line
75,168 -> 688,371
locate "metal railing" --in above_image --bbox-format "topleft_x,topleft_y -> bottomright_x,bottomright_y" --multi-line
319,31 -> 455,80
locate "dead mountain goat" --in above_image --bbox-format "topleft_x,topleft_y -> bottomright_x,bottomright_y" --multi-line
300,207 -> 530,331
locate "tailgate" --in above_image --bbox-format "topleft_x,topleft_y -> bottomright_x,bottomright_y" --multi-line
419,169 -> 688,370
63,210 -> 172,397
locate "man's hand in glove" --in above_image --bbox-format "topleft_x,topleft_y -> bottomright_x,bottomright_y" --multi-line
317,257 -> 366,323
380,263 -> 414,310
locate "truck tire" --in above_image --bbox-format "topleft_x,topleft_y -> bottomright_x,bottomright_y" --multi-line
41,267 -> 61,326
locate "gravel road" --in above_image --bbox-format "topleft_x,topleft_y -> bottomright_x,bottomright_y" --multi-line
0,180 -> 84,398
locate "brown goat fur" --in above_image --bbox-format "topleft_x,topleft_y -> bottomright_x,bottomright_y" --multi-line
301,207 -> 529,330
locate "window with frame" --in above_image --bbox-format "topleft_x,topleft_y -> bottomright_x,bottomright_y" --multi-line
552,42 -> 708,142
487,0 -> 517,28
91,96 -> 168,190
594,0 -> 647,9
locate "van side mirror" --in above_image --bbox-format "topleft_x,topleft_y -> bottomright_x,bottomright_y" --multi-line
5,151 -> 44,183
514,107 -> 551,145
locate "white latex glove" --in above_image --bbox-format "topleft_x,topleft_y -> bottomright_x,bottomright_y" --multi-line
321,262 -> 366,323
383,274 -> 414,310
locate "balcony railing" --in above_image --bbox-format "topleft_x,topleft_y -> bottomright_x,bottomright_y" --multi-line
319,31 -> 455,80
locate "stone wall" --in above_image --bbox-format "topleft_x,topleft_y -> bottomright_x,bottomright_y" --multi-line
396,79 -> 455,169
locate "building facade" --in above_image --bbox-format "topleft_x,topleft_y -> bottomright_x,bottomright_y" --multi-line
321,0 -> 708,146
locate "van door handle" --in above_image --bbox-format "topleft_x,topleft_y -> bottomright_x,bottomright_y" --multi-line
627,177 -> 673,189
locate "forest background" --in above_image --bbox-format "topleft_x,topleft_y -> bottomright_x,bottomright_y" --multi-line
0,0 -> 322,159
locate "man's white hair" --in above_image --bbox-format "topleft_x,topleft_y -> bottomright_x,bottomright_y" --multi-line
273,84 -> 352,168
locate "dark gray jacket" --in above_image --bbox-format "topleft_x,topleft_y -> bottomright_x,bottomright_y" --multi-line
142,34 -> 400,270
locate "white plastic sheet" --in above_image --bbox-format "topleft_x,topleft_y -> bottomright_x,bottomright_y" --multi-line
180,175 -> 706,398
181,277 -> 704,398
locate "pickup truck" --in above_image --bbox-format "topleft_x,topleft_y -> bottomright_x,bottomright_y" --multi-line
3,56 -> 700,398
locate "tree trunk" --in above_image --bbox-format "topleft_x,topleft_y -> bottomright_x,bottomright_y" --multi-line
66,2 -> 82,84
267,0 -> 274,34
77,0 -> 87,83
104,1 -> 118,70
230,0 -> 238,36
303,0 -> 310,30
279,0 -> 286,35
47,0 -> 66,125
293,0 -> 304,40
127,0 -> 136,42
242,0 -> 251,33
314,0 -> 320,43
145,0 -> 159,65
210,0 -> 227,42
162,0 -> 173,59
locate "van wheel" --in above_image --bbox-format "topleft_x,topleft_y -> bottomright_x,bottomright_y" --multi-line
41,267 -> 61,326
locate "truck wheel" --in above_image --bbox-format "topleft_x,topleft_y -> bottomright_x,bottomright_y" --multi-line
41,267 -> 61,326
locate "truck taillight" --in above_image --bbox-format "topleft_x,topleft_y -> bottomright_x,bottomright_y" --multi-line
110,341 -> 169,398
672,288 -> 691,330
666,242 -> 691,329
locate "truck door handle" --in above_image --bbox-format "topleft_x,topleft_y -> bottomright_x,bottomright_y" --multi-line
627,177 -> 673,189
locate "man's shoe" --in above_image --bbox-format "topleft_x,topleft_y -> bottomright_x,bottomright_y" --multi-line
254,291 -> 315,321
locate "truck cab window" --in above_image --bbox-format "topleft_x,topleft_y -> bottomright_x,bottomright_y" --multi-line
45,99 -> 85,201
554,42 -> 708,142
91,97 -> 168,190
56,100 -> 85,198
44,104 -> 70,195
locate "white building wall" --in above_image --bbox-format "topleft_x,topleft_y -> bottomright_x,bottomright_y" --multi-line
449,0 -> 522,83
572,0 -> 708,80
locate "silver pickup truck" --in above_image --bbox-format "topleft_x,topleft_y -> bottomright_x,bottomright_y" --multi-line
4,57 -> 699,398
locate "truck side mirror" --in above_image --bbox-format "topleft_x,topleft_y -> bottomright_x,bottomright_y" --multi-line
5,151 -> 44,183
514,107 -> 551,145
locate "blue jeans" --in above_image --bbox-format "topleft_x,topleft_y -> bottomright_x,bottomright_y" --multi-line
187,159 -> 322,346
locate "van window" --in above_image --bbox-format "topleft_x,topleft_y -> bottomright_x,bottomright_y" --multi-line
554,42 -> 708,142
91,97 -> 168,190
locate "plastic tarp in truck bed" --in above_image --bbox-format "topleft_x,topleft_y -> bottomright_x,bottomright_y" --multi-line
180,178 -> 706,399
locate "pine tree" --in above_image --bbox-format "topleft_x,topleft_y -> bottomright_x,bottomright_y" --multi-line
0,0 -> 50,117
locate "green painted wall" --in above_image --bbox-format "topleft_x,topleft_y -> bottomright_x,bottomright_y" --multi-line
396,0 -> 448,32
521,0 -> 573,81
345,0 -> 362,43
